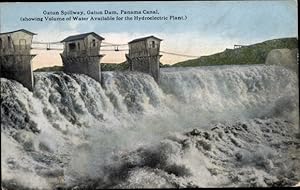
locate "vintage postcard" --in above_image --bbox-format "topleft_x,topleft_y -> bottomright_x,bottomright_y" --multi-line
0,1 -> 299,189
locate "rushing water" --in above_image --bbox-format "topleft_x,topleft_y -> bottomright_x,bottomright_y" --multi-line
1,64 -> 299,189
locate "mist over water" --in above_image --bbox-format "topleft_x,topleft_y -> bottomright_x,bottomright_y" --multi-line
1,64 -> 299,189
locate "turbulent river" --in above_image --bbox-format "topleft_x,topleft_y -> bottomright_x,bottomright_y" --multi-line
1,64 -> 299,189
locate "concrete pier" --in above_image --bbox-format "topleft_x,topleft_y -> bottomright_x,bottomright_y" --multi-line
60,55 -> 103,82
0,55 -> 35,91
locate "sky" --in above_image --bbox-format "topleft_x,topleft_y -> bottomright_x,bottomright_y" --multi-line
0,1 -> 298,70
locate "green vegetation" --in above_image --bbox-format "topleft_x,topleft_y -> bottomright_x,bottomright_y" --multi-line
34,62 -> 129,72
34,65 -> 63,72
101,62 -> 129,71
173,37 -> 298,67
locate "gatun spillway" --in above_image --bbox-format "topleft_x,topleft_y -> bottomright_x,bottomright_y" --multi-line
1,64 -> 299,189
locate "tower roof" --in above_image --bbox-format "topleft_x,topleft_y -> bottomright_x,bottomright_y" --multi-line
128,35 -> 162,44
61,32 -> 105,42
0,29 -> 37,35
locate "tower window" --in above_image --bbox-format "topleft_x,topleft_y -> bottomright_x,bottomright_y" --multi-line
92,39 -> 96,47
19,39 -> 26,49
78,42 -> 80,50
8,36 -> 12,48
69,43 -> 76,51
151,41 -> 155,48
0,38 -> 2,49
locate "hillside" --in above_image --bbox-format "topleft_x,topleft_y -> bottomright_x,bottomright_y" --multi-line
174,37 -> 298,67
34,62 -> 129,72
101,62 -> 129,71
33,65 -> 63,72
34,62 -> 167,72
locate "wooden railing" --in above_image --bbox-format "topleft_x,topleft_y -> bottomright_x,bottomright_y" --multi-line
148,48 -> 160,56
62,47 -> 101,57
129,48 -> 160,58
0,45 -> 32,55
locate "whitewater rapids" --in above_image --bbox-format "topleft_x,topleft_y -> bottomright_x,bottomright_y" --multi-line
1,64 -> 299,189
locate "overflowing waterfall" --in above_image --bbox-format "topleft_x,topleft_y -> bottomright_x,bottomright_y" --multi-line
1,64 -> 299,189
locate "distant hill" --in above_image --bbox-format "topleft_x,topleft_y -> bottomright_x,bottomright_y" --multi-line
34,65 -> 63,72
34,62 -> 129,72
101,62 -> 129,71
34,61 -> 167,72
174,37 -> 298,67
